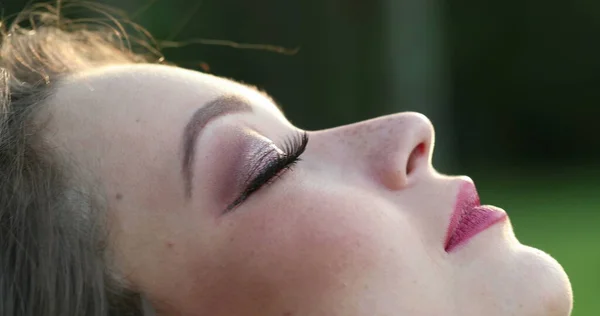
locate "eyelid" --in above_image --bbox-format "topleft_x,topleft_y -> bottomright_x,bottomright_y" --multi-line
237,131 -> 280,178
242,142 -> 282,186
224,131 -> 308,213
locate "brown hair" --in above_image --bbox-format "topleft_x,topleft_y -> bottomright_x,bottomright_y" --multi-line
0,2 -> 161,315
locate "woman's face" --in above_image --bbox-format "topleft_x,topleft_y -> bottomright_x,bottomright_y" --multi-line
45,64 -> 572,315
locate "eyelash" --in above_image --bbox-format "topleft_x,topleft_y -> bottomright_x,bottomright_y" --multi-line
225,131 -> 309,212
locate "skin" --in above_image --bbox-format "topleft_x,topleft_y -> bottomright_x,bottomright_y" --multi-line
42,64 -> 573,315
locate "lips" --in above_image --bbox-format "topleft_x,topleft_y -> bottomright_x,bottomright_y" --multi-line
444,181 -> 507,253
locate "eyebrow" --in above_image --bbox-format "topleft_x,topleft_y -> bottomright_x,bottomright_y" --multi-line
181,95 -> 252,199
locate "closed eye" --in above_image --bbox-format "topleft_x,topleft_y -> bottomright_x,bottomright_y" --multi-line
224,131 -> 309,213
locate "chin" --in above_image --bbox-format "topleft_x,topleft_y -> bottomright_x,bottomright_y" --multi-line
512,244 -> 573,316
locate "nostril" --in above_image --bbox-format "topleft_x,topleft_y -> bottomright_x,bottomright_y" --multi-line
406,142 -> 425,175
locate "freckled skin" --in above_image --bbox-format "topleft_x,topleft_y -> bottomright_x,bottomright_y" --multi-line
43,64 -> 573,315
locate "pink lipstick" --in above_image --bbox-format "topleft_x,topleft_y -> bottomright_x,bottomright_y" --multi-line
444,181 -> 507,253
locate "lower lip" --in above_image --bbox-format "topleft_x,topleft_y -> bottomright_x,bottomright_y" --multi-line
445,205 -> 507,252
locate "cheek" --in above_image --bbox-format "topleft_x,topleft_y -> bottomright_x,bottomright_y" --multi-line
185,183 -> 425,313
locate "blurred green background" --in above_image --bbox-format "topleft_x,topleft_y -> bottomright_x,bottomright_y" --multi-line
5,0 -> 599,314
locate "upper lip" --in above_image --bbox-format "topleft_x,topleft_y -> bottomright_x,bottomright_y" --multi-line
444,181 -> 481,250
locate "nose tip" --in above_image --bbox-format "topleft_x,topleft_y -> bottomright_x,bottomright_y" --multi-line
403,112 -> 435,157
379,112 -> 435,190
310,111 -> 435,191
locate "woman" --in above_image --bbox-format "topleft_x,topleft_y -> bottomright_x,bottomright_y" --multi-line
0,4 -> 573,316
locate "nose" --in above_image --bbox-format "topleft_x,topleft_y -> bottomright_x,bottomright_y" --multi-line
312,112 -> 435,190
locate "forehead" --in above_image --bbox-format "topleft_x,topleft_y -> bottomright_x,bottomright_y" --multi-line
57,63 -> 283,115
42,64 -> 287,196
45,64 -> 286,150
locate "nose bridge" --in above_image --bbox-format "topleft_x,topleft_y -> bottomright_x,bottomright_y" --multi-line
311,112 -> 435,190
